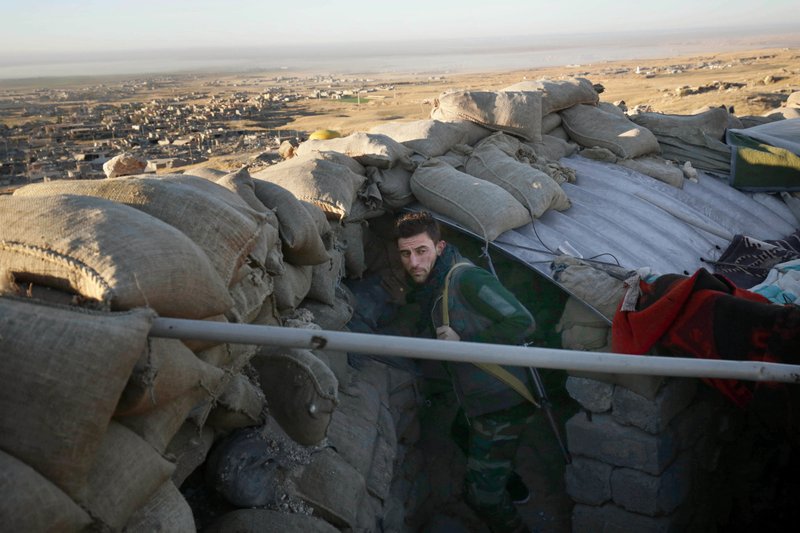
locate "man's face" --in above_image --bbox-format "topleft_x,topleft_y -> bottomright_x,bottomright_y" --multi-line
397,232 -> 445,284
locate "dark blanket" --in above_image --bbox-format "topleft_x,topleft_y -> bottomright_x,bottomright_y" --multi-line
712,230 -> 800,288
612,268 -> 800,407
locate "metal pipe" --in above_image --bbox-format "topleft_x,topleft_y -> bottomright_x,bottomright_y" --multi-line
150,317 -> 800,384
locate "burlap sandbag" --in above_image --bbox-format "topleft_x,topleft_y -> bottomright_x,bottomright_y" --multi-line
366,165 -> 414,208
119,386 -> 213,453
249,179 -> 329,266
115,337 -> 225,417
124,480 -> 195,533
254,153 -> 367,220
80,422 -> 175,531
617,155 -> 685,188
307,246 -> 345,306
226,263 -> 274,324
0,297 -> 152,500
205,373 -> 266,432
251,347 -> 339,445
212,166 -> 271,214
206,509 -> 339,533
431,90 -> 543,143
503,77 -> 599,115
0,195 -> 232,318
542,112 -> 562,133
166,422 -> 215,488
466,134 -> 571,218
295,132 -> 414,170
630,107 -> 730,142
302,200 -> 333,247
290,448 -> 367,529
273,263 -> 313,312
561,104 -> 660,159
556,296 -> 611,352
184,166 -> 227,181
0,450 -> 93,532
326,380 -> 380,479
339,221 -> 367,279
410,159 -> 532,241
551,255 -> 627,321
300,295 -> 354,332
369,119 -> 466,157
14,175 -> 267,287
527,134 -> 579,161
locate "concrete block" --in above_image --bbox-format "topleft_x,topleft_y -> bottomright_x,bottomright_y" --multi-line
570,370 -> 664,400
572,502 -> 690,533
611,454 -> 691,516
566,376 -> 613,413
565,456 -> 612,505
612,378 -> 698,434
566,413 -> 677,475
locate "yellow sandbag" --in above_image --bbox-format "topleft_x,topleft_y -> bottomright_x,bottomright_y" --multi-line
309,129 -> 342,140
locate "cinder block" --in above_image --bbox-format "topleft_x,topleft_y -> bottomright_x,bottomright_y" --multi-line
612,378 -> 698,434
565,456 -> 612,505
566,413 -> 677,475
572,502 -> 690,533
566,376 -> 613,413
611,454 -> 691,516
570,370 -> 664,400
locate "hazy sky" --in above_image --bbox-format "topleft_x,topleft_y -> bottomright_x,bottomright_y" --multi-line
2,0 -> 798,55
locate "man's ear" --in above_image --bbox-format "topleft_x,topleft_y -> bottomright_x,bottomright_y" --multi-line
436,240 -> 446,256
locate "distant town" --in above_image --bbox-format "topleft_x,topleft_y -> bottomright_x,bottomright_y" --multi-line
0,73 -> 401,188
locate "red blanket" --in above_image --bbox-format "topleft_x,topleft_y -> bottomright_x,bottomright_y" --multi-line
613,269 -> 800,407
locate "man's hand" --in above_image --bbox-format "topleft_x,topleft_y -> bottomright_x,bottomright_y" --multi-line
436,326 -> 460,341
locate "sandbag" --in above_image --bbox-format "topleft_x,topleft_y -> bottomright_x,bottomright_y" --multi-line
630,107 -> 730,142
273,263 -> 313,312
290,448 -> 367,529
308,246 -> 345,306
295,132 -> 414,170
166,422 -> 215,488
251,347 -> 339,445
550,255 -> 627,321
410,158 -> 532,241
556,296 -> 611,352
206,509 -> 339,533
466,133 -> 571,218
14,175 -> 267,287
226,263 -> 274,324
366,165 -> 414,208
115,337 -> 225,417
542,112 -> 562,133
204,426 -> 288,508
0,297 -> 152,500
560,104 -> 660,159
302,200 -> 333,244
339,221 -> 367,279
300,294 -> 354,332
431,90 -> 543,143
124,480 -> 195,533
205,373 -> 266,432
327,380 -> 381,478
617,155 -> 685,188
254,153 -> 368,220
503,77 -> 599,114
527,134 -> 579,161
119,386 -> 212,453
249,179 -> 330,265
184,166 -> 227,181
0,449 -> 93,532
369,119 -> 466,157
80,422 -> 175,531
0,195 -> 232,318
212,166 -> 271,214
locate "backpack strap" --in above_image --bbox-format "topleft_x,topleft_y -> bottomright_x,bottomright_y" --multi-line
441,262 -> 540,408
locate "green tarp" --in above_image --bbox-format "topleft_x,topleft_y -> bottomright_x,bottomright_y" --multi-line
727,119 -> 800,191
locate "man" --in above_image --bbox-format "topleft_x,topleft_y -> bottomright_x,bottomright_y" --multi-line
395,211 -> 537,533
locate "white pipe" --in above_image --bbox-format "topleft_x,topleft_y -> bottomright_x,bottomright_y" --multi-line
150,318 -> 800,384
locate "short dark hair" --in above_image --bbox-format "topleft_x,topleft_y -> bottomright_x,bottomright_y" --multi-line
395,211 -> 441,242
